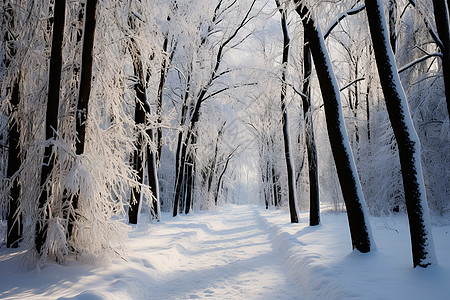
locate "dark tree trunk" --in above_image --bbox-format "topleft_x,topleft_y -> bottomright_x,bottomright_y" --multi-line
431,0 -> 450,118
174,73 -> 191,191
68,0 -> 98,236
128,97 -> 146,224
262,160 -> 268,209
173,96 -> 202,216
294,1 -> 373,253
388,0 -> 397,54
6,78 -> 21,248
276,0 -> 299,223
365,0 -> 436,267
75,0 -> 97,156
156,36 -> 169,163
127,11 -> 159,223
3,2 -> 22,248
184,154 -> 194,214
147,142 -> 160,221
271,165 -> 281,207
301,40 -> 320,226
36,0 -> 66,254
215,155 -> 231,205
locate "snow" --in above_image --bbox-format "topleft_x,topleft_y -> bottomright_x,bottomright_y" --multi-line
1,204 -> 449,299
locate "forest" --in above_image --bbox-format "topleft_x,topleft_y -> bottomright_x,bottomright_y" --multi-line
0,0 -> 449,297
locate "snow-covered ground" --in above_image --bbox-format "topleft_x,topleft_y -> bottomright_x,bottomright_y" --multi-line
0,204 -> 449,299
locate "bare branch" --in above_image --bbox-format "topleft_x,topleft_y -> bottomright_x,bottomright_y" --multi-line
323,4 -> 366,40
398,52 -> 443,73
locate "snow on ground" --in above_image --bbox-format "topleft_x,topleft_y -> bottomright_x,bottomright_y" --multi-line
0,204 -> 449,300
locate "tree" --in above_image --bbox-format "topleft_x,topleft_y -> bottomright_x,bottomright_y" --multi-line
67,0 -> 99,238
275,0 -> 299,223
2,1 -> 22,248
124,1 -> 160,224
301,38 -> 320,226
35,0 -> 67,254
294,0 -> 374,253
364,0 -> 437,268
173,0 -> 257,216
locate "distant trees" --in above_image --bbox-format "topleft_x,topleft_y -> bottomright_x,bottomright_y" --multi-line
172,0 -> 257,216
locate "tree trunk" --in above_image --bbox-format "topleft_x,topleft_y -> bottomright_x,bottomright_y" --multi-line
147,142 -> 160,221
173,98 -> 202,216
215,155 -> 231,205
294,1 -> 374,253
127,12 -> 159,223
184,154 -> 194,213
388,0 -> 397,54
3,2 -> 22,248
36,0 -> 66,254
69,0 -> 98,236
276,0 -> 299,223
432,0 -> 450,118
301,40 -> 320,226
156,36 -> 169,163
6,77 -> 21,248
365,0 -> 436,267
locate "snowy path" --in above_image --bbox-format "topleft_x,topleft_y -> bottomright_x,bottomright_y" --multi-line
127,205 -> 301,299
0,205 -> 302,300
2,204 -> 449,299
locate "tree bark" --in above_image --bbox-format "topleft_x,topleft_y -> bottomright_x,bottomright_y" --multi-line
294,1 -> 374,253
36,0 -> 66,254
301,40 -> 320,226
365,0 -> 436,267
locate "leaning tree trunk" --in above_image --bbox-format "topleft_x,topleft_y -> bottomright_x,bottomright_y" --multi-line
365,0 -> 436,268
276,0 -> 299,223
301,39 -> 320,226
431,0 -> 450,118
36,0 -> 66,254
294,0 -> 374,253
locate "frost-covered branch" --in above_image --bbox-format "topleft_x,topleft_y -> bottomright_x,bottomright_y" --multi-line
323,4 -> 366,40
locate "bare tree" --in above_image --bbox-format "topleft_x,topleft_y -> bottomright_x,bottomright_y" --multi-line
173,0 -> 257,216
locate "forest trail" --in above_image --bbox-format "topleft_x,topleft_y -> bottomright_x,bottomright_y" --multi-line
128,204 -> 302,299
0,205 -> 302,300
